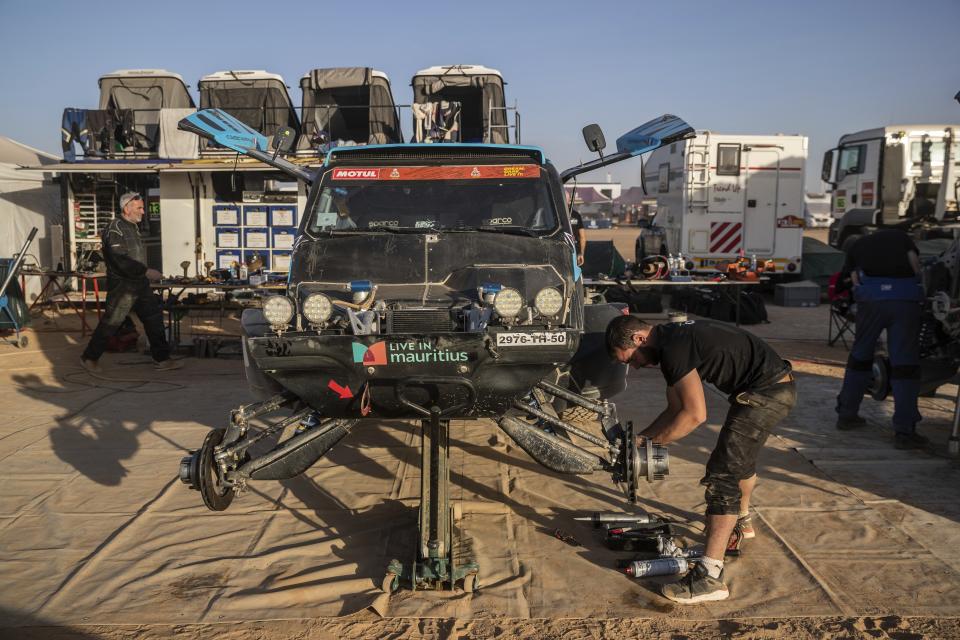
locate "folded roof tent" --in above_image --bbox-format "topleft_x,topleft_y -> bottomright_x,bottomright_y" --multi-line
411,65 -> 508,144
98,69 -> 195,151
198,71 -> 300,146
298,67 -> 401,151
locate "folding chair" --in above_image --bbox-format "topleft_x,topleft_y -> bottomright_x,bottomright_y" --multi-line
827,272 -> 855,348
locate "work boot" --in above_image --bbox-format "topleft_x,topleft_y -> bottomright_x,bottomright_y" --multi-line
894,432 -> 928,450
80,357 -> 102,374
737,514 -> 755,540
154,358 -> 183,371
836,415 -> 867,430
661,562 -> 729,604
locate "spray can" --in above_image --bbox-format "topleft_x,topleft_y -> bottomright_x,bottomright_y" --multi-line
623,557 -> 689,578
574,512 -> 658,527
750,254 -> 758,271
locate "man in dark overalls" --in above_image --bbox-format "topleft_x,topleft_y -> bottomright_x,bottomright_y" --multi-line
607,315 -> 796,603
835,229 -> 924,449
80,192 -> 181,372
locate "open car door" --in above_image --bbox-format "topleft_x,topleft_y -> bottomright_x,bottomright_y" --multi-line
561,114 -> 695,182
178,108 -> 314,183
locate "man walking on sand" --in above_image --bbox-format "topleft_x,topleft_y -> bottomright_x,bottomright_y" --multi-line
80,192 -> 181,372
606,315 -> 795,603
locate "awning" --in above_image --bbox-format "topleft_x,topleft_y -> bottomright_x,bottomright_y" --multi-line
20,158 -> 320,174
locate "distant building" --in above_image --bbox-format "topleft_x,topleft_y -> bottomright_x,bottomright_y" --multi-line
563,181 -> 621,217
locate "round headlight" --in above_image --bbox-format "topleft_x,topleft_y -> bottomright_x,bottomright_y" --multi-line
263,295 -> 294,327
302,293 -> 333,324
534,287 -> 563,317
493,287 -> 524,318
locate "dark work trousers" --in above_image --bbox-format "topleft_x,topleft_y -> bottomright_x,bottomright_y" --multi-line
701,381 -> 796,516
836,300 -> 921,433
82,278 -> 171,363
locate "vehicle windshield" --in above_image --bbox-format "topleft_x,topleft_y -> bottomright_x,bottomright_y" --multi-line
308,165 -> 558,234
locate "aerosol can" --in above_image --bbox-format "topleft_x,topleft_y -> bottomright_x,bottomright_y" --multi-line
622,557 -> 690,578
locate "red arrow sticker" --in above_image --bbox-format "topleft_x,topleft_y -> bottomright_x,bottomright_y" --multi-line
327,380 -> 353,399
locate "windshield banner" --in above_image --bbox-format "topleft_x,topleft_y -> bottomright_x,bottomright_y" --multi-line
329,165 -> 541,181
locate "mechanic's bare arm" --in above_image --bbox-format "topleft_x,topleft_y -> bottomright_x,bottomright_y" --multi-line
643,384 -> 682,435
640,370 -> 707,444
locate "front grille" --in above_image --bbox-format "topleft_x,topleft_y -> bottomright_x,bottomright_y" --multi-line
388,309 -> 455,333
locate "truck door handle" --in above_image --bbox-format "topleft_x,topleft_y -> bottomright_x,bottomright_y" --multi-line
851,194 -> 857,204
747,199 -> 756,208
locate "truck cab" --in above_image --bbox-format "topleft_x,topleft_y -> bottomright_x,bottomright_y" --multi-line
822,125 -> 960,250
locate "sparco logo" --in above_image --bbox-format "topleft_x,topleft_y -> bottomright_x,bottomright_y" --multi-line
332,168 -> 380,179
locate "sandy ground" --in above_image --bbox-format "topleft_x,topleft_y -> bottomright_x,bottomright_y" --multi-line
2,240 -> 960,639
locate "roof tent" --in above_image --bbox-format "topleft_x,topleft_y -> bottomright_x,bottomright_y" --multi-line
411,65 -> 508,144
98,69 -> 195,152
198,71 -> 300,144
298,67 -> 401,150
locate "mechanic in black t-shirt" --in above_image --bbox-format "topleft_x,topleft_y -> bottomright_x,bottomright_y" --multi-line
836,229 -> 925,449
570,208 -> 586,267
606,315 -> 796,604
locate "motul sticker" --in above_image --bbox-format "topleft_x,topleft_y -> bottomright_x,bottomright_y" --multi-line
329,165 -> 540,181
861,181 -> 875,207
835,190 -> 846,213
332,168 -> 381,180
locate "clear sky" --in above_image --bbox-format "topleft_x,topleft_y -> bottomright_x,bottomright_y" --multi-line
2,0 -> 958,189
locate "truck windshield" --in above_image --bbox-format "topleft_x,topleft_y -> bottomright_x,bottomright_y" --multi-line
308,166 -> 558,234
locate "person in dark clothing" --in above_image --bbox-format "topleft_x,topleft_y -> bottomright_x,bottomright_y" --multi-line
80,192 -> 181,372
835,229 -> 924,449
606,315 -> 795,603
570,208 -> 586,267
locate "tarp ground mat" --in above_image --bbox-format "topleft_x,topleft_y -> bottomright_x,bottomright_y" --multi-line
1,350 -> 959,627
299,68 -> 401,148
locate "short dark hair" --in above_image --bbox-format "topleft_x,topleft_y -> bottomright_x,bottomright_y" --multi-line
605,315 -> 651,355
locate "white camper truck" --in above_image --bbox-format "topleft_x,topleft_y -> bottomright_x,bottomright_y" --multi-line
636,132 -> 807,277
822,125 -> 960,250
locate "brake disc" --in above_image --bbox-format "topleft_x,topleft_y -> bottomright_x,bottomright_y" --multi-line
198,428 -> 235,511
617,421 -> 670,503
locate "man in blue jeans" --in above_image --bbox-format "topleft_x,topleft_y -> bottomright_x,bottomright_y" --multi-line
835,229 -> 924,449
607,315 -> 795,603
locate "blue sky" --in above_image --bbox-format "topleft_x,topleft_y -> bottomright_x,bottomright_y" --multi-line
1,0 -> 958,189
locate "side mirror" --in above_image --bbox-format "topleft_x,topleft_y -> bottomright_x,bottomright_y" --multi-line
271,127 -> 297,155
821,149 -> 836,184
582,124 -> 606,153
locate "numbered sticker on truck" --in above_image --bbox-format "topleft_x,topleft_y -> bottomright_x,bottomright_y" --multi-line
495,331 -> 567,347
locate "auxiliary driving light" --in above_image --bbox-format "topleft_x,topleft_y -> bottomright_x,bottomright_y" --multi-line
534,287 -> 563,317
302,293 -> 333,324
263,295 -> 294,328
493,287 -> 524,318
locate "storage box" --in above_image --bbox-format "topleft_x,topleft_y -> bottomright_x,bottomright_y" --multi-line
774,280 -> 820,307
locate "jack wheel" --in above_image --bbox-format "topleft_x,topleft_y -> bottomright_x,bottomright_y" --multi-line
199,428 -> 235,511
18,336 -> 28,348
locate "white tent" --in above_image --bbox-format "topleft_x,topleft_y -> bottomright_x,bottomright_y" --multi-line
0,136 -> 61,300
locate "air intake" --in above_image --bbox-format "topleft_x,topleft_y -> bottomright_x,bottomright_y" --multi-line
388,309 -> 455,333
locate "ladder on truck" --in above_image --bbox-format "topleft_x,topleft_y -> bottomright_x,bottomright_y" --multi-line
71,176 -> 117,269
686,134 -> 710,214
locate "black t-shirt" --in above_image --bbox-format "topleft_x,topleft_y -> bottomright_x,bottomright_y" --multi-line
651,320 -> 790,395
569,209 -> 584,237
843,229 -> 918,278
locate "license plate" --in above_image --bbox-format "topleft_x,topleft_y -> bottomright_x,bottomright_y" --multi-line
495,331 -> 567,347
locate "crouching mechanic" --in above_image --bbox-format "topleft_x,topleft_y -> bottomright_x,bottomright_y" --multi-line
606,315 -> 796,603
80,192 -> 181,372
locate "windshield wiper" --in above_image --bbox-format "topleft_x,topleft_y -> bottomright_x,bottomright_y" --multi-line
475,225 -> 537,237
